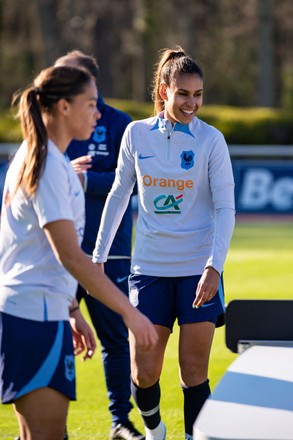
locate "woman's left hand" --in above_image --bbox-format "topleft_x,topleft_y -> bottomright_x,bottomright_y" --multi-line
69,309 -> 97,361
70,155 -> 92,173
192,267 -> 220,309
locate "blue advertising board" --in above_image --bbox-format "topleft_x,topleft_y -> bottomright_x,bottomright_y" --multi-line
233,160 -> 293,214
1,157 -> 293,215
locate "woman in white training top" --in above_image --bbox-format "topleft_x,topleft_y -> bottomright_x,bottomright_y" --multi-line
0,65 -> 157,440
93,46 -> 235,440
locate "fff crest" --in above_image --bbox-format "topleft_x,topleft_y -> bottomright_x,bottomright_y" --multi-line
64,355 -> 75,382
180,150 -> 195,170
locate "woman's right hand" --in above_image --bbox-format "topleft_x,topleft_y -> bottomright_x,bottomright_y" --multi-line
123,308 -> 158,351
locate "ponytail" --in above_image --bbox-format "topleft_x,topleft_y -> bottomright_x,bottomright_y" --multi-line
150,46 -> 203,115
12,87 -> 48,197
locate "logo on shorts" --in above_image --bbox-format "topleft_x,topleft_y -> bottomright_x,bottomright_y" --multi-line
64,355 -> 75,382
154,194 -> 183,214
129,286 -> 139,307
180,150 -> 195,170
201,302 -> 216,308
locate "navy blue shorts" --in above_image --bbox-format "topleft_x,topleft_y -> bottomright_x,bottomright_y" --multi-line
0,312 -> 76,404
128,274 -> 225,330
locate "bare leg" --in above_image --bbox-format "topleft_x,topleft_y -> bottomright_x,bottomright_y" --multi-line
130,324 -> 170,387
179,322 -> 215,386
13,387 -> 69,440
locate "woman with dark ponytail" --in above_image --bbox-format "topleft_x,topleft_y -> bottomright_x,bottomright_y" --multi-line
0,65 -> 158,440
93,46 -> 235,439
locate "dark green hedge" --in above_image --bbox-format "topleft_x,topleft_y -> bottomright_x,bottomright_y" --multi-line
198,105 -> 293,145
0,101 -> 292,144
108,100 -> 293,145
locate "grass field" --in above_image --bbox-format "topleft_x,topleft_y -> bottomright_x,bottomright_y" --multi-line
1,219 -> 293,439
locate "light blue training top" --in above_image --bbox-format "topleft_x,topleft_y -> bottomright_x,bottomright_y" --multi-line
93,114 -> 235,277
0,139 -> 85,321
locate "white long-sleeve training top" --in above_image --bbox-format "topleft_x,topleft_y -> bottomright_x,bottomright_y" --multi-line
93,114 -> 235,277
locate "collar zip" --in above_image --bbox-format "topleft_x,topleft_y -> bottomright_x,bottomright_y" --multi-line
167,123 -> 176,140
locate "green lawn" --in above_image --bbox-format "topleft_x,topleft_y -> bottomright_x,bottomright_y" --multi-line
1,220 -> 293,438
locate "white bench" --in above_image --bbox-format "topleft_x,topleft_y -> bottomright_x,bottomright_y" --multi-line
194,300 -> 293,440
194,344 -> 293,440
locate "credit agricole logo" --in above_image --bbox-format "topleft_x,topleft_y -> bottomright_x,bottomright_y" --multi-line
153,194 -> 183,214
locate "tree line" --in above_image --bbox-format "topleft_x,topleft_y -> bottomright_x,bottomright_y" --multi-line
0,0 -> 292,109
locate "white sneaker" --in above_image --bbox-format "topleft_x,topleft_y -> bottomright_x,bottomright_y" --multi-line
145,421 -> 166,440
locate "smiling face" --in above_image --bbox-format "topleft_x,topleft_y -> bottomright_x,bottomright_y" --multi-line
159,72 -> 203,125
